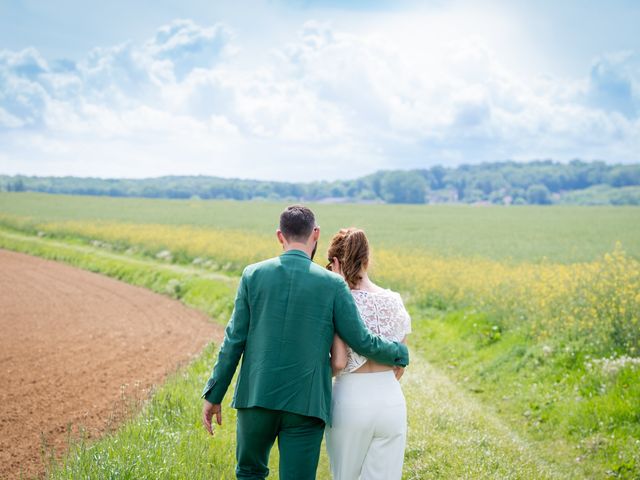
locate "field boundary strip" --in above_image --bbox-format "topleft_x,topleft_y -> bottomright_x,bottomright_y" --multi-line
0,227 -> 237,284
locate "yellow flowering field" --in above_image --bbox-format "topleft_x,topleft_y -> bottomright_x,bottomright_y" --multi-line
9,216 -> 639,356
374,244 -> 639,355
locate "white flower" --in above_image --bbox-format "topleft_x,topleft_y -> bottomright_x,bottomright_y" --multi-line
589,355 -> 640,376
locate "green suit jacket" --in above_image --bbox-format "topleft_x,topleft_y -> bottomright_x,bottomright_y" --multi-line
201,249 -> 410,424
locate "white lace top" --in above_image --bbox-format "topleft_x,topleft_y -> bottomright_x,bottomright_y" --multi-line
342,289 -> 412,374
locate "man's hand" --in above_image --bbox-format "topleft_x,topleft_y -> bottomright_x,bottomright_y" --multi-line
393,366 -> 405,381
202,400 -> 222,435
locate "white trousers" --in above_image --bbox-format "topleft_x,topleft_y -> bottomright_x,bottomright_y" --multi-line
325,370 -> 407,480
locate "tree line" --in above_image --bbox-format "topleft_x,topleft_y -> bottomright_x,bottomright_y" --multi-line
2,160 -> 639,205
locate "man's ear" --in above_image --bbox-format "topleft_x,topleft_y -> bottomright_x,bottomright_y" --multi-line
276,230 -> 286,247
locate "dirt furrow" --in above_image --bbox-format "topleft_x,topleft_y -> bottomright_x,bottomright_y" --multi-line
0,249 -> 223,479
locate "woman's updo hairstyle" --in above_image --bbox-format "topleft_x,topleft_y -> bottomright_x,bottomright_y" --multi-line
326,228 -> 370,289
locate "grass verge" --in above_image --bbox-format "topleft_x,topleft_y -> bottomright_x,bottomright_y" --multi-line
410,308 -> 640,478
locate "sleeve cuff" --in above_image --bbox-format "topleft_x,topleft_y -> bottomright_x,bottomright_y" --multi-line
396,343 -> 410,367
201,378 -> 222,403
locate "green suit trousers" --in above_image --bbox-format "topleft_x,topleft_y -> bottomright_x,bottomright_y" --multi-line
235,407 -> 325,480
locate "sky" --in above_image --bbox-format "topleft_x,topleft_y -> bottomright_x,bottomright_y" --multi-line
0,0 -> 639,181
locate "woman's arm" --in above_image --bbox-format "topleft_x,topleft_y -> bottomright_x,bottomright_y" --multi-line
330,334 -> 348,376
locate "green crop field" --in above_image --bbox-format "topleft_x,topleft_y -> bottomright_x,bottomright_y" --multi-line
1,192 -> 639,262
1,192 -> 639,479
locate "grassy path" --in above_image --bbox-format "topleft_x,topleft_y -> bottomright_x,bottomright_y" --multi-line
402,356 -> 564,479
0,227 -> 568,479
0,228 -> 235,283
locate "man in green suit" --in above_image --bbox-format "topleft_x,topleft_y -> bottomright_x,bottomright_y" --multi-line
201,205 -> 409,479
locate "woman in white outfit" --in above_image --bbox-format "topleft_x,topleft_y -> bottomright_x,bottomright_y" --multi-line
325,228 -> 411,480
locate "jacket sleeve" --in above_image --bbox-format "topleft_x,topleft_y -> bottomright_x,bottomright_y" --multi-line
201,271 -> 250,404
332,280 -> 409,367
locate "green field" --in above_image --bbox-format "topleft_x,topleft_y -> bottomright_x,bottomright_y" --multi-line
2,192 -> 639,262
1,192 -> 639,479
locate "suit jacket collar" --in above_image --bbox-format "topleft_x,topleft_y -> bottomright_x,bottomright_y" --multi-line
281,249 -> 311,260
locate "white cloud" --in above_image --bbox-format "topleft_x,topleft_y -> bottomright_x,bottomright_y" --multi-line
0,106 -> 25,128
587,51 -> 640,118
0,16 -> 639,181
145,19 -> 234,80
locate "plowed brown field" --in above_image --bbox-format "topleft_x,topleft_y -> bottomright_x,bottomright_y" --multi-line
0,249 -> 223,479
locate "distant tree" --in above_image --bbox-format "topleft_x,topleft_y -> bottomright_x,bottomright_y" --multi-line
563,159 -> 592,190
611,188 -> 640,205
472,172 -> 507,195
8,179 -> 26,192
585,160 -> 608,185
489,190 -> 506,204
330,184 -> 346,197
463,188 -> 484,203
381,172 -> 427,204
141,186 -> 162,198
428,165 -> 447,189
371,175 -> 382,198
608,165 -> 640,187
5,160 -> 637,204
527,184 -> 551,205
356,189 -> 377,201
502,168 -> 530,190
448,174 -> 468,200
510,188 -> 526,204
305,182 -> 331,200
253,183 -> 273,199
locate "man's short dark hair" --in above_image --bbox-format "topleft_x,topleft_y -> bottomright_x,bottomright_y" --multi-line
280,205 -> 316,242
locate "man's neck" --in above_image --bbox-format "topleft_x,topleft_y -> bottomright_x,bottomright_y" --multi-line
284,243 -> 312,258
